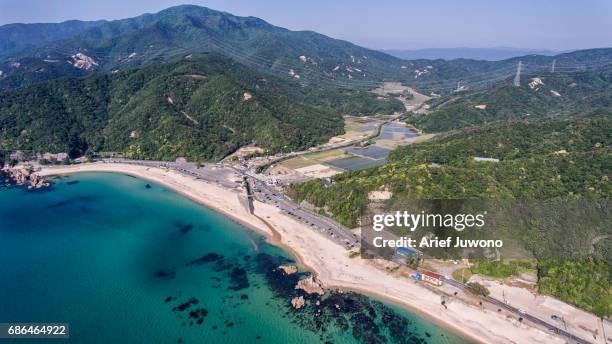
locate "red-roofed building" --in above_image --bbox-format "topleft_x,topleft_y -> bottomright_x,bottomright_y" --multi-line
420,270 -> 443,286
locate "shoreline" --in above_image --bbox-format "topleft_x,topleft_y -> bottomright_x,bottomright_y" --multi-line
35,163 -> 565,344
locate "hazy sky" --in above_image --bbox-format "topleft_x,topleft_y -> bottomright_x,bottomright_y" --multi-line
1,0 -> 611,50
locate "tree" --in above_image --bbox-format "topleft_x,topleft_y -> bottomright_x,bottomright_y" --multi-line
467,282 -> 490,297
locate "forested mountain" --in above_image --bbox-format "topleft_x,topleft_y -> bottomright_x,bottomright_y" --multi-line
3,5 -> 611,94
0,54 -> 400,161
406,65 -> 612,131
0,5 -> 408,90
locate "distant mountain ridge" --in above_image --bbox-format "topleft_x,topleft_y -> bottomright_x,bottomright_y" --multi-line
382,47 -> 562,61
0,5 -> 409,89
0,5 -> 611,95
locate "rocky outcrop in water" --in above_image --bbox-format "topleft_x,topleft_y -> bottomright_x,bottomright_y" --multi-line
295,276 -> 325,295
2,167 -> 50,189
254,253 -> 435,344
29,173 -> 50,189
278,265 -> 298,275
291,296 -> 305,309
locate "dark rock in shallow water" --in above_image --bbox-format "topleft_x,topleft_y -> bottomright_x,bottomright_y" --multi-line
254,253 -> 303,298
185,253 -> 224,266
187,308 -> 208,326
154,267 -> 176,280
228,267 -> 249,290
172,297 -> 199,312
145,184 -> 152,189
174,222 -> 194,235
48,196 -> 94,208
213,261 -> 233,272
252,253 -> 429,344
66,180 -> 79,185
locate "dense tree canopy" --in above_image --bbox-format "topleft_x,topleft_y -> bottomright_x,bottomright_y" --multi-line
0,54 -> 400,161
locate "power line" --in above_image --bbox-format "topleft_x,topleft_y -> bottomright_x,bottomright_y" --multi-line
21,36 -> 612,93
514,61 -> 522,87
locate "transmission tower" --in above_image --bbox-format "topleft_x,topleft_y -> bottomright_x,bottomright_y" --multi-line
513,61 -> 522,86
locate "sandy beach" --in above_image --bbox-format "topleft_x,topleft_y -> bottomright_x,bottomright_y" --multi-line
36,162 -> 567,344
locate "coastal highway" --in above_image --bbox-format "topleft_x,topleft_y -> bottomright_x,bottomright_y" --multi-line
245,173 -> 359,249
443,278 -> 592,344
101,158 -> 589,344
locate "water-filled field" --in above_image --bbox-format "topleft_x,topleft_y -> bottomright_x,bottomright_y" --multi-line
326,156 -> 387,170
344,145 -> 393,159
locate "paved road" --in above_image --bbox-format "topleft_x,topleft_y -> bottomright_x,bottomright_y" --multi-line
102,158 -> 589,344
246,174 -> 359,249
444,278 -> 592,344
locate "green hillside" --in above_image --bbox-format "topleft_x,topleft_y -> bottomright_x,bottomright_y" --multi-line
288,114 -> 611,315
0,54 -> 403,160
290,114 -> 611,227
406,66 -> 612,131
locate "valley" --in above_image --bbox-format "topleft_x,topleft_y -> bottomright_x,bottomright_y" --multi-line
264,86 -> 431,184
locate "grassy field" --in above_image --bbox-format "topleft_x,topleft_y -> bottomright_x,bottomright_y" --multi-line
280,149 -> 351,169
280,156 -> 316,169
307,149 -> 349,162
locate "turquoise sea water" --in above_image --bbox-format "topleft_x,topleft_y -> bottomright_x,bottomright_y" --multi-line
0,172 -> 470,344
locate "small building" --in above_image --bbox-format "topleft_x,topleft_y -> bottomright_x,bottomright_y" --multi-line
419,270 -> 444,286
396,247 -> 421,258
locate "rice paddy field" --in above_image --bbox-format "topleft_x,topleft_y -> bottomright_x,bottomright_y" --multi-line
344,146 -> 392,160
325,156 -> 387,170
277,118 -> 422,178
